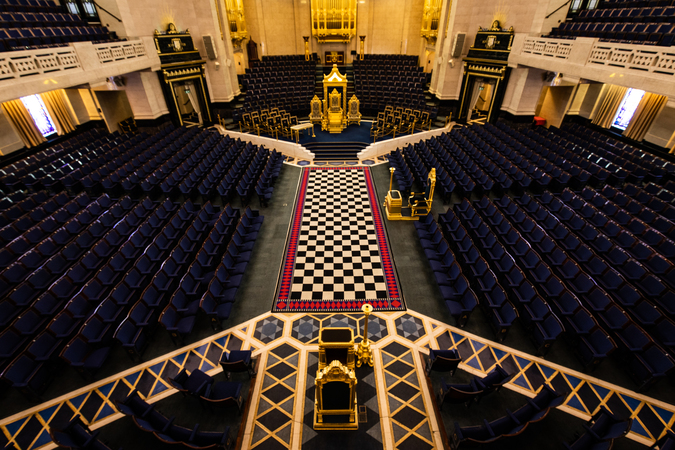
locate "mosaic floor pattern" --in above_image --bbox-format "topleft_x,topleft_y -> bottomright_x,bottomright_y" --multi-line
273,167 -> 404,312
2,310 -> 674,449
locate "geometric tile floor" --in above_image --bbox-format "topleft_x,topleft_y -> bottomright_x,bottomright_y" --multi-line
2,310 -> 674,449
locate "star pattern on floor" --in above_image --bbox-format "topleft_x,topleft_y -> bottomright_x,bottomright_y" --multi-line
395,314 -> 425,342
291,316 -> 321,344
253,317 -> 285,344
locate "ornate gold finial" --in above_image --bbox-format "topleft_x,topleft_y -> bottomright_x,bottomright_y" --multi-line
356,303 -> 374,367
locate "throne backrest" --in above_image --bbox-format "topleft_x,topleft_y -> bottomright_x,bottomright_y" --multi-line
321,381 -> 351,410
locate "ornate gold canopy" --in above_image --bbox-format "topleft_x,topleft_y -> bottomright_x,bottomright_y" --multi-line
321,64 -> 348,133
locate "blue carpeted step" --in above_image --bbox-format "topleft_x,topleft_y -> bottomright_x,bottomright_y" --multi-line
304,141 -> 368,160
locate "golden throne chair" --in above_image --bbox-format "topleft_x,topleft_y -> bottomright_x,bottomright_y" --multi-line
313,327 -> 358,430
347,95 -> 361,126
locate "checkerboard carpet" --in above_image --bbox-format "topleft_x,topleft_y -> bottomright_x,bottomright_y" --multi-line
273,167 -> 405,312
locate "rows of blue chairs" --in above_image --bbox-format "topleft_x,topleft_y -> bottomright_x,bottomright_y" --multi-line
0,193 -> 141,399
59,201 -> 216,380
164,135 -> 234,197
0,0 -> 62,14
114,390 -> 234,449
137,131 -> 216,195
0,11 -> 83,27
418,211 -> 521,342
0,194 -> 125,319
0,0 -> 115,51
200,208 -> 263,328
353,54 -> 431,113
553,123 -> 675,184
79,125 -> 179,194
549,0 -> 675,46
0,128 -> 110,191
451,385 -> 566,449
478,124 -> 597,191
239,56 -> 316,116
255,150 -> 284,206
500,193 -> 675,390
432,132 -> 514,193
387,149 -> 415,195
99,127 -> 202,194
415,213 -> 479,328
456,197 -> 617,370
157,205 -> 243,343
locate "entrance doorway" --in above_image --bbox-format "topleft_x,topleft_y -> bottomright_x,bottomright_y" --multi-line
467,78 -> 497,124
172,80 -> 206,127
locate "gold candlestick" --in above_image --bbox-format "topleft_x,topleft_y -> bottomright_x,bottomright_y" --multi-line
356,303 -> 374,367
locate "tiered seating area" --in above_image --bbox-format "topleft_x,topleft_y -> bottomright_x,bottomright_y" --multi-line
0,0 -> 114,51
353,54 -> 432,113
398,120 -> 675,392
0,125 -> 284,402
548,0 -> 675,45
239,55 -> 316,117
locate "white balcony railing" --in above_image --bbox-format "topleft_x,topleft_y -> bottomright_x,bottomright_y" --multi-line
588,43 -> 675,76
0,47 -> 81,81
95,40 -> 147,64
520,36 -> 675,77
522,37 -> 574,59
0,39 -> 150,83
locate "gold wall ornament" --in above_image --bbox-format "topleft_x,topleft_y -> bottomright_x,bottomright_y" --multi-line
359,35 -> 365,60
356,304 -> 373,367
171,38 -> 184,52
303,36 -> 310,61
225,0 -> 248,46
311,0 -> 357,43
313,360 -> 358,430
420,0 -> 442,44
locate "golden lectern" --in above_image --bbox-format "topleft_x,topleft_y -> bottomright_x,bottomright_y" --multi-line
314,327 -> 358,430
383,167 -> 436,221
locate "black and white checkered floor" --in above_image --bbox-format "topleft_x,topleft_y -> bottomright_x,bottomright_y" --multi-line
292,169 -> 387,301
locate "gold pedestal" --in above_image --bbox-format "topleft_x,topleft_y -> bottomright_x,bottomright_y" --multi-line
356,305 -> 374,367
